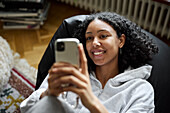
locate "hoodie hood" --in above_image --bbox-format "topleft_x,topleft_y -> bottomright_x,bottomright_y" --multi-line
109,65 -> 152,86
90,65 -> 152,87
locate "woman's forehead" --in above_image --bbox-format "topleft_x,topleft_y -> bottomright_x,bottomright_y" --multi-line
86,19 -> 116,33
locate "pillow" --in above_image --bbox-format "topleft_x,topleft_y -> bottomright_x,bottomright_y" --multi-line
0,68 -> 35,113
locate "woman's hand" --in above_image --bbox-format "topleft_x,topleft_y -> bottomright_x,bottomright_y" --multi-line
45,44 -> 108,113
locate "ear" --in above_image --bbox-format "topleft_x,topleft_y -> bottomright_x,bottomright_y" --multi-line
119,34 -> 126,48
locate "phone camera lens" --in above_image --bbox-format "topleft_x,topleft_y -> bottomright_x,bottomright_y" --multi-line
57,42 -> 65,51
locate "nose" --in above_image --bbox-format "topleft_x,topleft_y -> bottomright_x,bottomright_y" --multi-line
93,37 -> 101,47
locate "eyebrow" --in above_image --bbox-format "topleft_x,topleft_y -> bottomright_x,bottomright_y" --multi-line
97,29 -> 107,33
85,29 -> 107,34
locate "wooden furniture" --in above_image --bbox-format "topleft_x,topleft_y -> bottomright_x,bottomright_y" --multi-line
0,0 -> 90,68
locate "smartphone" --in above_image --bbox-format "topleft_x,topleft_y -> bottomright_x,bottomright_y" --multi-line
55,38 -> 80,68
55,38 -> 80,108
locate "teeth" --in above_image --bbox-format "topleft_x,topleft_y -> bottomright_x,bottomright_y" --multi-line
93,52 -> 103,55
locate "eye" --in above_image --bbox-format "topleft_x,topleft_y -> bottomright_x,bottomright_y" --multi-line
100,35 -> 108,39
86,36 -> 93,41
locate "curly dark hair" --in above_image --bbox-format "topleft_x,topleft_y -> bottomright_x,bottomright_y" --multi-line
73,12 -> 158,73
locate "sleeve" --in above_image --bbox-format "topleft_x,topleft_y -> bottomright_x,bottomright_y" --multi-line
20,74 -> 49,113
124,80 -> 155,113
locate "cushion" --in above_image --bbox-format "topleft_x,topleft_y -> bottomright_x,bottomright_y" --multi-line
0,68 -> 35,113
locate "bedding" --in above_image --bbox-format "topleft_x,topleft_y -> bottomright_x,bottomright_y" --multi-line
0,68 -> 35,113
0,36 -> 37,113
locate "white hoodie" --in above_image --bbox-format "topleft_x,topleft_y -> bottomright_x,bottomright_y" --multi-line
20,65 -> 154,113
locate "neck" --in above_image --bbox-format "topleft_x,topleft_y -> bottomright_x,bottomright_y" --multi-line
95,62 -> 119,89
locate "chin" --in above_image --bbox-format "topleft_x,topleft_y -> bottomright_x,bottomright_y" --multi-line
94,61 -> 105,66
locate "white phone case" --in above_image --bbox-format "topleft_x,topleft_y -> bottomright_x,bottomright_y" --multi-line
55,38 -> 80,68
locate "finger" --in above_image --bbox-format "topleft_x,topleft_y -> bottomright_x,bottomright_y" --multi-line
62,86 -> 79,95
54,66 -> 87,83
48,75 -> 86,97
51,62 -> 73,70
55,75 -> 87,89
48,63 -> 75,81
48,78 -> 61,89
48,87 -> 63,97
47,82 -> 61,96
48,67 -> 87,88
48,69 -> 62,83
62,87 -> 86,98
48,78 -> 68,96
78,43 -> 88,75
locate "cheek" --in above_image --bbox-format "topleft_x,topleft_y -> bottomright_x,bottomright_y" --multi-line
86,43 -> 91,54
107,41 -> 119,52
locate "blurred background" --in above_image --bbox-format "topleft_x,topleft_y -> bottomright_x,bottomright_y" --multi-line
0,0 -> 169,69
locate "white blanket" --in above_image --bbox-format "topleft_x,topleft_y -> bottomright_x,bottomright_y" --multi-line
0,36 -> 14,92
0,36 -> 37,92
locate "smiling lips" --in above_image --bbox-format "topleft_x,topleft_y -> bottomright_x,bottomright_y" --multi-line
93,51 -> 103,55
91,50 -> 106,57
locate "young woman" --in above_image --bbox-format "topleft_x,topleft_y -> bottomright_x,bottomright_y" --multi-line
20,12 -> 158,113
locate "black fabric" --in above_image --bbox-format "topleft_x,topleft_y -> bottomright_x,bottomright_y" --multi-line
143,30 -> 170,113
35,15 -> 170,113
35,15 -> 87,89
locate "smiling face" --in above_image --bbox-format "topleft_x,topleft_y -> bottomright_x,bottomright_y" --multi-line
85,19 -> 123,67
